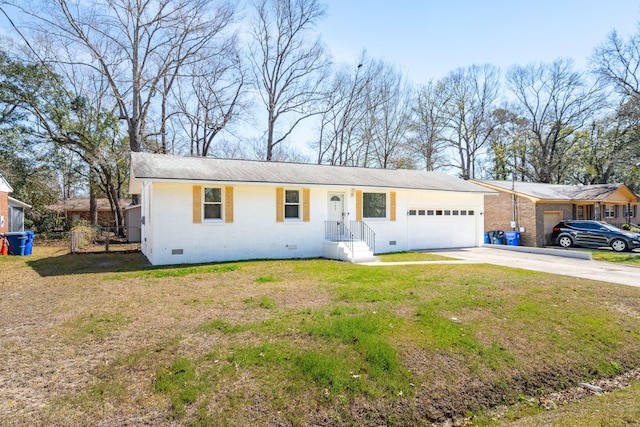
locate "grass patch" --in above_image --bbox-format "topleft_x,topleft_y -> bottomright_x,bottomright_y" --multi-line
154,357 -> 204,419
591,250 -> 640,266
294,350 -> 355,393
182,297 -> 216,306
303,309 -> 410,395
255,275 -> 281,283
377,251 -> 457,262
113,263 -> 239,279
66,313 -> 130,339
416,302 -> 513,371
198,319 -> 249,334
243,295 -> 277,309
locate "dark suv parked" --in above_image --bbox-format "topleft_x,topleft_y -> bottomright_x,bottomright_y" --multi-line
551,220 -> 640,252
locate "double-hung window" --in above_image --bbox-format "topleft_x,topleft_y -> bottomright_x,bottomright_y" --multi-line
284,190 -> 300,219
204,187 -> 222,220
604,204 -> 615,219
363,192 -> 386,218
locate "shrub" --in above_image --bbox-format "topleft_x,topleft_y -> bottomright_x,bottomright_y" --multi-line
70,220 -> 100,251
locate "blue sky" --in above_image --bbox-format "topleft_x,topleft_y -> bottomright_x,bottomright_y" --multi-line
318,1 -> 640,84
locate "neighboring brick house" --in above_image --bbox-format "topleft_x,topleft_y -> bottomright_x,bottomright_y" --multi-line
471,180 -> 640,247
0,174 -> 9,234
46,198 -> 131,228
0,173 -> 31,233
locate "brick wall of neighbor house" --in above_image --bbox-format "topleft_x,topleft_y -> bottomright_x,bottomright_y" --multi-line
629,202 -> 640,226
0,191 -> 8,233
483,191 -> 538,246
68,210 -> 118,227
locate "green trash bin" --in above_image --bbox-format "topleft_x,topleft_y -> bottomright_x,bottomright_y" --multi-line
5,232 -> 28,256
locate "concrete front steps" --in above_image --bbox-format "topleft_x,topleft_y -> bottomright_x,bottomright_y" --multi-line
322,240 -> 378,263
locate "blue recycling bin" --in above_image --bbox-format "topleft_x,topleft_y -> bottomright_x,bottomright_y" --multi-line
5,232 -> 27,256
489,230 -> 505,245
505,231 -> 521,246
24,231 -> 35,255
484,232 -> 490,244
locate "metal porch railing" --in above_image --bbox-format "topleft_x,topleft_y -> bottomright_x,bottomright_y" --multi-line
324,221 -> 376,255
349,221 -> 376,254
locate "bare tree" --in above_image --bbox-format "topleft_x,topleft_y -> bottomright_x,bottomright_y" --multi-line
507,59 -> 603,183
315,53 -> 383,165
171,40 -> 248,156
592,29 -> 640,98
249,0 -> 330,161
590,29 -> 640,189
569,99 -> 640,185
362,64 -> 413,169
440,64 -> 500,180
407,80 -> 450,171
315,62 -> 366,165
12,0 -> 238,153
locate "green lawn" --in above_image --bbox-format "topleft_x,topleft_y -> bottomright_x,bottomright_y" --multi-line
1,247 -> 640,426
376,251 -> 456,262
591,250 -> 640,267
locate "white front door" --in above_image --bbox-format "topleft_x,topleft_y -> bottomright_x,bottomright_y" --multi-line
328,193 -> 347,240
328,193 -> 346,223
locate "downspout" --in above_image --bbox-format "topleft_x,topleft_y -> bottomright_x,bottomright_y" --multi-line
511,173 -> 517,230
511,149 -> 517,230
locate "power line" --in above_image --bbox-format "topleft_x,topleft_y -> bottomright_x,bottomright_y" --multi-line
0,5 -> 47,67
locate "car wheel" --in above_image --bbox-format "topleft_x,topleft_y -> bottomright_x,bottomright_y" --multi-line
558,235 -> 573,248
611,239 -> 628,252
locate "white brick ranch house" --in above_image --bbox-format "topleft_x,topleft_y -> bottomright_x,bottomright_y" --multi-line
129,152 -> 495,265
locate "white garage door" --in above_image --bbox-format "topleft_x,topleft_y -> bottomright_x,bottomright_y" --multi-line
408,208 -> 477,250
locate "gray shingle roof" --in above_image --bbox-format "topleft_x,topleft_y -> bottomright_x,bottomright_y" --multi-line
130,152 -> 494,193
477,180 -> 637,201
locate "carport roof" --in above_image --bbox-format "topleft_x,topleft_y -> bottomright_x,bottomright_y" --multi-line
130,152 -> 496,194
474,180 -> 639,202
8,197 -> 31,209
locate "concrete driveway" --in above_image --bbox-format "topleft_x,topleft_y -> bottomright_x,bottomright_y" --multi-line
428,246 -> 640,288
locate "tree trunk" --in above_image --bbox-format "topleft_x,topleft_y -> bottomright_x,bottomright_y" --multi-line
89,167 -> 99,226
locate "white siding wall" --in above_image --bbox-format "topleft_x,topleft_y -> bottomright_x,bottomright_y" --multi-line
141,182 -> 153,263
364,190 -> 485,253
141,182 -> 486,265
148,183 -> 328,265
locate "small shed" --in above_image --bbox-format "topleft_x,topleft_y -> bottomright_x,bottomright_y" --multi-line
124,204 -> 141,243
8,197 -> 31,232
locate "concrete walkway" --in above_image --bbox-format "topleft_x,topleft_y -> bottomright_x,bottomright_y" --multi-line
364,246 -> 640,288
